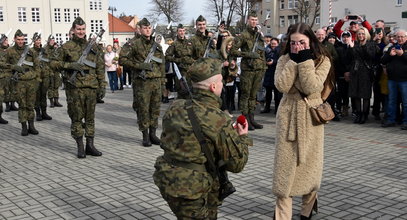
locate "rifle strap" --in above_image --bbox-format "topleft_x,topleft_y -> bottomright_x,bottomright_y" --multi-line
185,100 -> 218,178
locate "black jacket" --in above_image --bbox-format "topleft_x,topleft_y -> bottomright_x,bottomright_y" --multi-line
381,42 -> 407,82
263,45 -> 280,87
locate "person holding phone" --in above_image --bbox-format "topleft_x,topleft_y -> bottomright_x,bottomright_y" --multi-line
333,15 -> 372,41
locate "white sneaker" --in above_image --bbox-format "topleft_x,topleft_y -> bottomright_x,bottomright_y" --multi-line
128,85 -> 132,88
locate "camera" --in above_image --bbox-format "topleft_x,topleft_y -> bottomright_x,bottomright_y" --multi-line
375,28 -> 382,34
395,44 -> 401,50
348,15 -> 358,20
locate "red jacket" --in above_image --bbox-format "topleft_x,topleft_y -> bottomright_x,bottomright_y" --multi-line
333,19 -> 372,41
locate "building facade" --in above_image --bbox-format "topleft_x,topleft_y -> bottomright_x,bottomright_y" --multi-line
0,0 -> 108,45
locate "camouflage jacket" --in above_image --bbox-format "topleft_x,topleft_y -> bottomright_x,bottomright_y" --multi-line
118,36 -> 137,70
190,30 -> 211,60
230,26 -> 267,71
32,45 -> 53,78
51,35 -> 105,89
153,89 -> 251,200
119,35 -> 165,79
5,44 -> 39,81
0,44 -> 9,78
165,36 -> 194,71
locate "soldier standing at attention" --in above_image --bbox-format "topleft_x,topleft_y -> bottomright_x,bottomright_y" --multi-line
5,30 -> 40,135
1,34 -> 19,113
119,18 -> 165,147
32,33 -> 53,121
191,15 -> 211,60
51,17 -> 105,158
153,58 -> 251,219
164,24 -> 194,99
230,11 -> 267,130
46,35 -> 63,108
0,33 -> 10,124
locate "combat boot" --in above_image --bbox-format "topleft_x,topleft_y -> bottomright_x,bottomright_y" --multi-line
5,102 -> 11,112
0,113 -> 8,124
149,127 -> 161,145
54,98 -> 63,107
49,98 -> 55,108
10,102 -> 18,111
28,120 -> 39,135
249,113 -> 263,129
75,137 -> 86,158
41,108 -> 52,120
21,122 -> 28,136
142,130 -> 152,147
244,114 -> 255,131
35,107 -> 42,121
85,137 -> 102,156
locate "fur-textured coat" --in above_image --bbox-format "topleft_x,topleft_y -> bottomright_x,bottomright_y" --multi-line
272,54 -> 331,198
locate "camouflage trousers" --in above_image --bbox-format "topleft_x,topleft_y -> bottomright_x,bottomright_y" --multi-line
66,87 -> 97,138
160,189 -> 219,219
48,72 -> 62,99
36,77 -> 51,109
0,78 -> 6,112
4,76 -> 18,102
16,80 -> 38,123
239,69 -> 264,115
133,78 -> 161,131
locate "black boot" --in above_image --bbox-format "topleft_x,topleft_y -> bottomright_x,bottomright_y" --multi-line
21,122 -> 28,136
75,137 -> 86,158
249,113 -> 263,129
162,96 -> 169,103
85,137 -> 102,156
35,107 -> 42,121
41,108 -> 52,120
244,114 -> 255,131
149,127 -> 161,145
359,112 -> 368,124
353,112 -> 361,124
0,109 -> 8,124
5,102 -> 11,112
260,106 -> 271,113
10,102 -> 18,111
28,120 -> 39,135
49,98 -> 55,108
54,98 -> 63,107
142,130 -> 152,147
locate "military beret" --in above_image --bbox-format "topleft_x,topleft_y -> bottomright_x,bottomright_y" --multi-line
14,29 -> 24,38
47,34 -> 55,42
196,15 -> 206,23
72,17 -> 86,28
177,23 -> 184,29
248,10 -> 258,18
32,32 -> 41,41
188,58 -> 222,83
0,34 -> 7,44
138,18 -> 150,26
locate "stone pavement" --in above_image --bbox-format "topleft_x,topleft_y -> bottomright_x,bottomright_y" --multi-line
0,88 -> 406,220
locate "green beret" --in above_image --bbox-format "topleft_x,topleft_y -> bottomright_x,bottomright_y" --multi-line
72,17 -> 86,28
196,15 -> 206,23
138,18 -> 150,26
32,32 -> 41,41
248,10 -> 257,18
14,29 -> 24,38
177,23 -> 184,29
188,58 -> 222,83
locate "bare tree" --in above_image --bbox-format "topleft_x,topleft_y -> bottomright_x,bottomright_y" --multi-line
205,0 -> 238,28
234,0 -> 255,32
292,0 -> 321,28
147,0 -> 184,24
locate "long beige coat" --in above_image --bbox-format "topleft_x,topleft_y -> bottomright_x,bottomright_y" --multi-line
272,54 -> 331,198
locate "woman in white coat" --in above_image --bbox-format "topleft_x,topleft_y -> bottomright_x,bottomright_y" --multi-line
272,23 -> 333,220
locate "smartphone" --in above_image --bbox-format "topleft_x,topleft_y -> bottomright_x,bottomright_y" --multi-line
348,15 -> 358,20
375,28 -> 382,34
395,44 -> 401,50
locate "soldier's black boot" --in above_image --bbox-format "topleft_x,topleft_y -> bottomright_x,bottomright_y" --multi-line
75,137 -> 86,158
149,127 -> 161,145
5,102 -> 11,112
85,137 -> 102,156
41,108 -> 52,120
142,130 -> 152,147
49,98 -> 55,108
21,122 -> 28,136
54,98 -> 63,107
250,113 -> 263,129
10,102 -> 18,111
0,113 -> 8,124
35,107 -> 43,121
353,111 -> 361,124
244,114 -> 255,131
28,120 -> 39,135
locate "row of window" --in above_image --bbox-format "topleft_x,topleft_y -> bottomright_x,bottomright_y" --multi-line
54,8 -> 80,23
279,15 -> 320,27
279,0 -> 402,10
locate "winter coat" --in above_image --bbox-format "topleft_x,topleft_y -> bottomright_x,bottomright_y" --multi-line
272,54 -> 331,198
263,45 -> 280,87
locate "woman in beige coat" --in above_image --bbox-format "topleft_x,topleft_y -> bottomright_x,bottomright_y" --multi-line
272,23 -> 333,220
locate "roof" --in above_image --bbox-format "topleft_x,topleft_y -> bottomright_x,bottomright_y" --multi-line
108,13 -> 136,33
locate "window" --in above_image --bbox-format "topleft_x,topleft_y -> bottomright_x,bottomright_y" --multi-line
98,0 -> 103,10
64,8 -> 70,23
23,34 -> 28,43
55,33 -> 63,45
90,0 -> 102,10
0,7 -> 3,22
287,15 -> 298,25
90,20 -> 103,33
280,0 -> 285,9
329,17 -> 338,24
279,16 -> 285,27
73,8 -> 80,19
288,0 -> 298,9
315,15 -> 320,24
54,8 -> 61,22
65,33 -> 70,42
18,7 -> 27,22
397,0 -> 402,5
31,8 -> 40,22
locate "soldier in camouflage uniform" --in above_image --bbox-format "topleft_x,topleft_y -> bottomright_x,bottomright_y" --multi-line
153,58 -> 251,219
1,34 -> 19,112
0,34 -> 10,124
46,35 -> 63,108
32,33 -> 53,121
51,17 -> 105,158
119,18 -> 165,147
190,15 -> 212,60
4,30 -> 40,135
230,11 -> 267,130
164,24 -> 194,99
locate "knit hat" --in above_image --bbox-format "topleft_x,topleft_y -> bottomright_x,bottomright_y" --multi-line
188,58 -> 222,83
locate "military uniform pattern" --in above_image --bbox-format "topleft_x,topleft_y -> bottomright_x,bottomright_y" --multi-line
33,46 -> 52,109
119,35 -> 165,131
45,44 -> 62,99
230,27 -> 267,114
190,30 -> 211,60
51,35 -> 105,138
153,89 -> 251,219
0,44 -> 18,104
5,44 -> 40,122
0,45 -> 10,113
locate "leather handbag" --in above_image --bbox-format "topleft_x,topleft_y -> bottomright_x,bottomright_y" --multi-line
299,85 -> 335,126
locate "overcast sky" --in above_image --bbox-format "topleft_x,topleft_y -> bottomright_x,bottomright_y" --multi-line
111,0 -> 209,24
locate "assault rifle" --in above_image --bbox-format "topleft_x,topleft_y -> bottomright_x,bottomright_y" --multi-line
247,25 -> 264,68
68,28 -> 105,85
11,41 -> 34,82
138,29 -> 163,80
203,20 -> 221,58
173,63 -> 192,99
